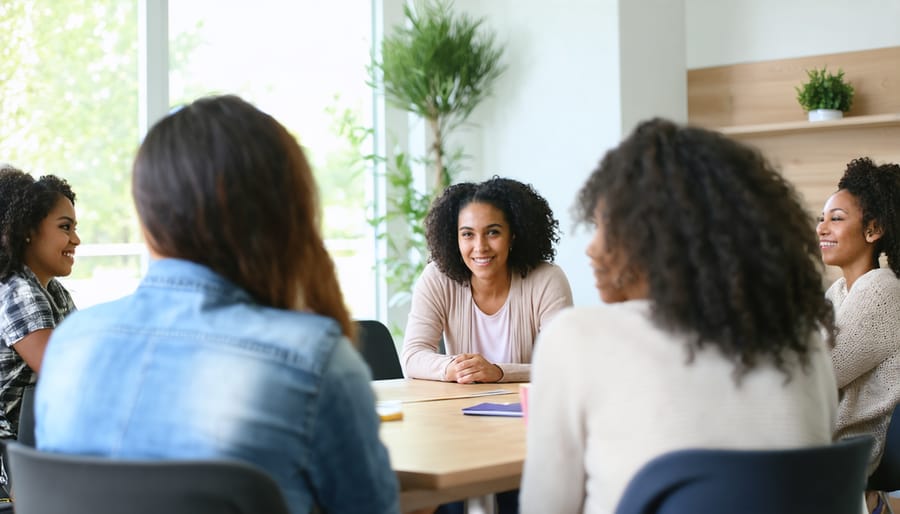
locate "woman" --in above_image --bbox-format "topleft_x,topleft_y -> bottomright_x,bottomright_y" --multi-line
521,118 -> 839,513
35,95 -> 398,514
817,157 -> 900,476
402,177 -> 573,384
0,166 -> 79,440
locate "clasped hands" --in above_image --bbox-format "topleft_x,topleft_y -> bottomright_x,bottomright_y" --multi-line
445,353 -> 503,384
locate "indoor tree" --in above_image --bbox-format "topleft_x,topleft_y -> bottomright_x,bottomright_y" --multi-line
371,0 -> 505,322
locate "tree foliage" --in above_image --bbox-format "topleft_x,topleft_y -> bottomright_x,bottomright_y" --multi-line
0,0 -> 140,247
374,0 -> 504,190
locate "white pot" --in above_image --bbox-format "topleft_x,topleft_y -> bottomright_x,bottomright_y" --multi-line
808,109 -> 843,122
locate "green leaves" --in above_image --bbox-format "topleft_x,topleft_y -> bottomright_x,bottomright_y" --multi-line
377,0 -> 505,130
373,0 -> 504,190
795,67 -> 854,113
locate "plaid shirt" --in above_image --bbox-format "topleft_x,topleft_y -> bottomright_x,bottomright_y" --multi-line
0,267 -> 75,439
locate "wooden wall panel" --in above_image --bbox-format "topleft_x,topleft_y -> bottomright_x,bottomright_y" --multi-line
729,125 -> 900,282
688,46 -> 900,127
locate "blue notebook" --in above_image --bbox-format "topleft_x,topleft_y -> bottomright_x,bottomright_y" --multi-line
461,402 -> 523,417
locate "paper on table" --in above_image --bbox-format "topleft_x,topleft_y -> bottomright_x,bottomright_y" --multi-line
461,402 -> 523,417
467,389 -> 512,397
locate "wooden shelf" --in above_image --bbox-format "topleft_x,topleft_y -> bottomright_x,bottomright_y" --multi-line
716,113 -> 900,137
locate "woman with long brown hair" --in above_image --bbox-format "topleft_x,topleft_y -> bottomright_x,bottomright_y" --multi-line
35,95 -> 398,514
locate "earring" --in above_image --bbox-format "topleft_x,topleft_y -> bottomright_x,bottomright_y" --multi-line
25,237 -> 30,244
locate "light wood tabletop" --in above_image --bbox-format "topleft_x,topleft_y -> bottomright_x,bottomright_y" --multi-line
373,379 -> 526,512
373,377 -> 520,403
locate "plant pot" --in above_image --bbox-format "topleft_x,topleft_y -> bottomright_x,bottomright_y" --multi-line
808,109 -> 843,122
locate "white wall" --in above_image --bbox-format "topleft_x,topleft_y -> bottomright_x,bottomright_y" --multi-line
453,0 -> 623,306
452,0 -> 687,306
686,0 -> 900,68
619,0 -> 687,131
391,0 -> 900,309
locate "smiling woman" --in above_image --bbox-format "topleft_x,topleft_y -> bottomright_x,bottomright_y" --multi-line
402,176 -> 573,385
818,157 -> 900,481
0,166 -> 79,442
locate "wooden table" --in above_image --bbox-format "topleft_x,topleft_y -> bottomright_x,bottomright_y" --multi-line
373,379 -> 526,512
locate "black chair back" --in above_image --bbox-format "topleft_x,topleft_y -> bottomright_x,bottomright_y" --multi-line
615,436 -> 873,514
869,403 -> 900,491
17,386 -> 35,448
357,319 -> 404,380
6,442 -> 291,514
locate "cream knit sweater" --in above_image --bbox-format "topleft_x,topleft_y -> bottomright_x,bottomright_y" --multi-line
521,301 -> 837,514
828,267 -> 900,475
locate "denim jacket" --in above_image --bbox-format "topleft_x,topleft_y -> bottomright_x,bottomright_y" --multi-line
36,258 -> 399,514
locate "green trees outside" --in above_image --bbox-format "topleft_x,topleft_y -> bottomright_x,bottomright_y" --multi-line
0,0 -> 141,254
0,0 -> 374,313
1,2 -> 371,286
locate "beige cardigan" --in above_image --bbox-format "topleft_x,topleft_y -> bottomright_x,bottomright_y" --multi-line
401,261 -> 573,382
829,267 -> 900,475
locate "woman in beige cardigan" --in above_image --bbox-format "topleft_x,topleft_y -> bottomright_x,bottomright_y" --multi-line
401,177 -> 573,384
817,158 -> 900,487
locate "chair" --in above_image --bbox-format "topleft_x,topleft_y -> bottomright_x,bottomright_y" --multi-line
357,319 -> 404,380
0,385 -> 36,505
868,404 -> 900,513
614,436 -> 873,514
17,386 -> 35,448
6,442 -> 291,514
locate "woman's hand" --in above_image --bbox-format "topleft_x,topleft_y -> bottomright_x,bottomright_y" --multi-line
446,353 -> 503,383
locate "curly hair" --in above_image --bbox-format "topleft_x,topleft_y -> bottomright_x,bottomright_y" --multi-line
836,157 -> 900,277
575,118 -> 835,378
0,165 -> 76,280
426,176 -> 560,284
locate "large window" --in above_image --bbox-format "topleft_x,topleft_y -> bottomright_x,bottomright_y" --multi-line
1,1 -> 378,318
0,0 -> 144,306
169,1 -> 377,319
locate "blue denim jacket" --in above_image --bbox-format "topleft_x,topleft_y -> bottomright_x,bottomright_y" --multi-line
36,258 -> 399,514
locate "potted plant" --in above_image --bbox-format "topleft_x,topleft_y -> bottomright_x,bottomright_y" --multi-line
795,67 -> 854,122
369,0 -> 505,326
375,0 -> 505,191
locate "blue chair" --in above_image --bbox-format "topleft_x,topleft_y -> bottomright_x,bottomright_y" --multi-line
615,436 -> 873,514
6,442 -> 291,514
868,404 -> 900,513
357,319 -> 404,380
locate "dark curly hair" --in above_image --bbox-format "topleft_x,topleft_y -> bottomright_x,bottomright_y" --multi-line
0,165 -> 76,280
575,118 -> 835,377
426,176 -> 560,284
836,157 -> 900,278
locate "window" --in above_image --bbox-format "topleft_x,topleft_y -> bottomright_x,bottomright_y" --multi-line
0,0 -> 144,306
1,1 -> 379,318
169,1 -> 377,319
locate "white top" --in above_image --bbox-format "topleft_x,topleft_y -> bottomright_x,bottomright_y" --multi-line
472,297 -> 511,364
520,300 -> 838,514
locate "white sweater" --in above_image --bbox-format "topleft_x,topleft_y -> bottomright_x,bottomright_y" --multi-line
828,267 -> 900,475
521,301 -> 838,514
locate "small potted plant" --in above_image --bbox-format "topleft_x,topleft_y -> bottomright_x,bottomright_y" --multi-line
795,67 -> 854,122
